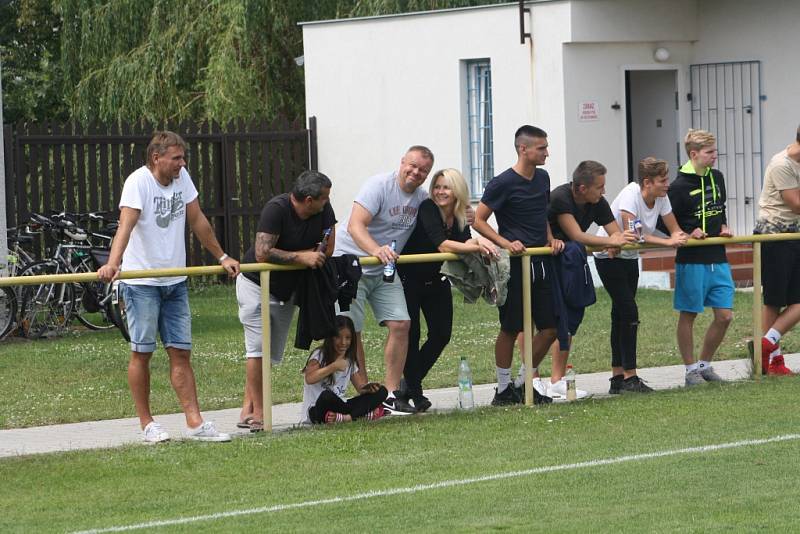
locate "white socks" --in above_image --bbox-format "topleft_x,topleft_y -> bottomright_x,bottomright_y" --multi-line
698,360 -> 711,370
765,328 -> 782,345
513,364 -> 540,388
496,366 -> 512,392
686,362 -> 699,373
515,364 -> 525,386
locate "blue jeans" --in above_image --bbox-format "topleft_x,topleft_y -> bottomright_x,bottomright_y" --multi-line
121,281 -> 192,353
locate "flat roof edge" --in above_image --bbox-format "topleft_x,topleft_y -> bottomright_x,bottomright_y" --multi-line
298,1 -> 554,27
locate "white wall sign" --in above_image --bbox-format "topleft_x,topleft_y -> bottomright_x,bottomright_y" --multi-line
578,100 -> 599,121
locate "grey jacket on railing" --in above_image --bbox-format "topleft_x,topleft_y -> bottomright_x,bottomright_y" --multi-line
440,249 -> 510,306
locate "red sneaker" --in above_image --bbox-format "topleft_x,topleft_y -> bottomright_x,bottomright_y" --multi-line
762,337 -> 779,375
767,355 -> 795,376
364,405 -> 385,421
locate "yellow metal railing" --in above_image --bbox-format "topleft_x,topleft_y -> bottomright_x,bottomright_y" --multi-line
1,233 -> 798,425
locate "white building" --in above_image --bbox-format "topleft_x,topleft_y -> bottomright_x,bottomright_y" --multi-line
301,0 -> 799,237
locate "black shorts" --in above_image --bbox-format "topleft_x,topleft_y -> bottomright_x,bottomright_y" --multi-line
498,257 -> 557,333
761,239 -> 800,307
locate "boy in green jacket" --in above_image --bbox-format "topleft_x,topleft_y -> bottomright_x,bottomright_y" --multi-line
668,129 -> 734,386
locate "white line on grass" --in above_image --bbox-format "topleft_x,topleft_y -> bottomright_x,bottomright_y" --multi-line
73,433 -> 800,533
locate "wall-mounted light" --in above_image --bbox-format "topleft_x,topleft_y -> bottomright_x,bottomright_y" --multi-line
653,47 -> 670,62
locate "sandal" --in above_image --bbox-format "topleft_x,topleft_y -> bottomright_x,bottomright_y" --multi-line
249,420 -> 264,433
236,416 -> 255,429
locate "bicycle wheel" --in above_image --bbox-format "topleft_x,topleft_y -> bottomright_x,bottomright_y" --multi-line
19,260 -> 75,339
104,281 -> 130,342
0,286 -> 17,339
71,257 -> 116,331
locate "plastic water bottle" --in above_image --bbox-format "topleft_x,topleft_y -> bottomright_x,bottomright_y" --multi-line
458,357 -> 474,410
565,364 -> 577,402
383,240 -> 397,282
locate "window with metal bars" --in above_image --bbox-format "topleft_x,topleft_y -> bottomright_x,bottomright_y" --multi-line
465,60 -> 494,198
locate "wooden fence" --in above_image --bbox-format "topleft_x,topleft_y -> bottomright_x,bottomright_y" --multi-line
2,117 -> 319,265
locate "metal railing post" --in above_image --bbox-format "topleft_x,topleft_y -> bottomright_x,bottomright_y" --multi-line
522,253 -> 533,406
751,242 -> 762,379
260,270 -> 272,431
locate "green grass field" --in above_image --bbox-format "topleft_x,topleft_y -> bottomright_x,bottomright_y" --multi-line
2,378 -> 799,533
0,284 -> 796,429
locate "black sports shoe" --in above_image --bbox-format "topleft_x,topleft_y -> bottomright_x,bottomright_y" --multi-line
621,375 -> 653,393
411,394 -> 432,413
383,393 -> 417,415
506,384 -> 552,405
531,386 -> 553,405
491,385 -> 522,406
609,374 -> 624,395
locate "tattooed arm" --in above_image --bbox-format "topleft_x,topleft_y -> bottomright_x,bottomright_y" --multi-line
254,232 -> 325,268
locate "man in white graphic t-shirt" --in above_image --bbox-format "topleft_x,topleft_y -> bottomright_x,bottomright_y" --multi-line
99,131 -> 240,443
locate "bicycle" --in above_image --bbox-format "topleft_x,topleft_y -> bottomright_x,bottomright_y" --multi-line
52,212 -> 130,340
17,213 -> 117,337
0,225 -> 40,339
59,212 -> 120,331
17,258 -> 75,338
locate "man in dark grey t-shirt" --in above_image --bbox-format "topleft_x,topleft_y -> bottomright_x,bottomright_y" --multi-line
543,160 -> 635,399
236,170 -> 335,430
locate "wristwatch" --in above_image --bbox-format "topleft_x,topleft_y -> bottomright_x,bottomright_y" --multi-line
218,253 -> 229,263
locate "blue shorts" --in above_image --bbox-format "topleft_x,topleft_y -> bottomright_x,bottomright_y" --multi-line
673,263 -> 734,313
120,281 -> 192,353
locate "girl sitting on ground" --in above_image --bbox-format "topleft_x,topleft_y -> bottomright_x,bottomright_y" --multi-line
301,315 -> 388,424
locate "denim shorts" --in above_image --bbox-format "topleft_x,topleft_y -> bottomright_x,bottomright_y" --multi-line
673,263 -> 734,313
120,281 -> 192,353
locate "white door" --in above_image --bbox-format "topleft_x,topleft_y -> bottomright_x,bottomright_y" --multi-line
627,69 -> 680,181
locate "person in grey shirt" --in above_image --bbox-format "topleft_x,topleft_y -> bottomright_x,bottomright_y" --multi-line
333,146 -> 434,415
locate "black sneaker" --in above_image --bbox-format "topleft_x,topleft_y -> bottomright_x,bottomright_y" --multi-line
411,394 -> 432,413
383,393 -> 417,415
621,375 -> 653,393
491,384 -> 522,406
609,374 -> 624,394
531,387 -> 553,405
507,384 -> 552,405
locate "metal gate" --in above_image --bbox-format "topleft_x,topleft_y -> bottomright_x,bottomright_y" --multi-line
689,61 -> 764,235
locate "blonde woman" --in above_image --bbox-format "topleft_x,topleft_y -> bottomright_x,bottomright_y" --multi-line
397,168 -> 497,411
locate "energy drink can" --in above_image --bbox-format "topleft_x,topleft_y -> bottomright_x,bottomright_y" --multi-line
633,218 -> 645,243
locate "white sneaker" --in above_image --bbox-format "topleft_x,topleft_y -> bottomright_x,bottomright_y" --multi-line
547,379 -> 590,401
186,421 -> 231,442
142,421 -> 170,443
532,377 -> 549,397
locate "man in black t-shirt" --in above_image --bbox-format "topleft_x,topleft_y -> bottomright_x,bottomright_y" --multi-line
539,160 -> 635,399
235,170 -> 336,430
473,125 -> 564,406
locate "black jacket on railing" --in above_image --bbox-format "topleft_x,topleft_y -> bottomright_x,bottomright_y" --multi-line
294,254 -> 362,350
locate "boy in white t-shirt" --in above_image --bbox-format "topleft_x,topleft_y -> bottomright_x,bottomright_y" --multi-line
594,157 -> 687,393
98,131 -> 240,443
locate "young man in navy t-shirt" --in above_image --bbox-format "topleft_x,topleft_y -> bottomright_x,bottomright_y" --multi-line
473,125 -> 564,405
